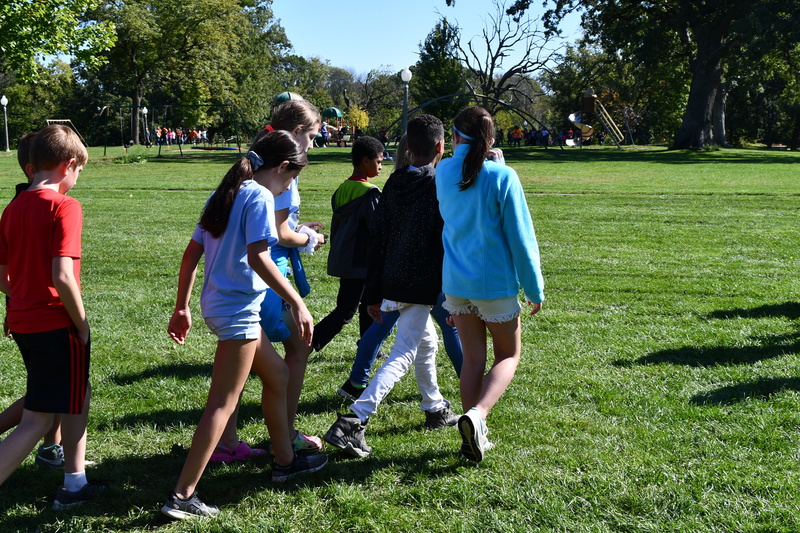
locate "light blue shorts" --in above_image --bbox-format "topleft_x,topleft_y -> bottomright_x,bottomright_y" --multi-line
204,311 -> 262,341
442,295 -> 521,323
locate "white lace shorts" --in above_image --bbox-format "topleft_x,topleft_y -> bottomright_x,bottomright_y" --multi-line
442,295 -> 521,323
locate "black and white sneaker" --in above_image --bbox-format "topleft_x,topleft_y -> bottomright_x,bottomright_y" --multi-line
161,491 -> 220,520
53,482 -> 109,510
424,403 -> 460,430
337,380 -> 366,401
271,452 -> 328,482
323,413 -> 372,458
36,444 -> 65,469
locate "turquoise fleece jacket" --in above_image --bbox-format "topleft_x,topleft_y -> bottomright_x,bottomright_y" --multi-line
435,143 -> 544,303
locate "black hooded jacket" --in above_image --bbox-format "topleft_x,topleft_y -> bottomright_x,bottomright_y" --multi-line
365,164 -> 443,306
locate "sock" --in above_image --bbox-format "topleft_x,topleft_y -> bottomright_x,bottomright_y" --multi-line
64,470 -> 88,492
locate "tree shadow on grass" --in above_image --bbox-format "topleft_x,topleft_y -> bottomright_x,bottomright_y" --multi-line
108,361 -> 211,385
691,377 -> 800,406
614,301 -> 800,367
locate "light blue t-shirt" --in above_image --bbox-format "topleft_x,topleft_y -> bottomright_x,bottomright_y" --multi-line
192,180 -> 279,318
274,177 -> 300,231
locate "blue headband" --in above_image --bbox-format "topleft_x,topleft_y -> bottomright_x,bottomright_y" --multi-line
247,151 -> 264,171
453,125 -> 476,141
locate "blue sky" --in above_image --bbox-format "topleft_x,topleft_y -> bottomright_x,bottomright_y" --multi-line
271,0 -> 582,75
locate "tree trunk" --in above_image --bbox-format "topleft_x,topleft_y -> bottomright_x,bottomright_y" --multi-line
131,92 -> 142,145
672,28 -> 726,150
711,82 -> 729,147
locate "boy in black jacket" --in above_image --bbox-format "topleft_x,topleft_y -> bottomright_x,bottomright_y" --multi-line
313,136 -> 384,352
324,115 -> 458,458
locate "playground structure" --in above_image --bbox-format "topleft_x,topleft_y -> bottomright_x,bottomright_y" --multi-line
567,89 -> 625,148
45,119 -> 87,146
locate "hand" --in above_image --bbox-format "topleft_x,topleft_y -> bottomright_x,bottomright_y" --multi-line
367,304 -> 383,323
487,148 -> 505,165
528,301 -> 542,316
445,316 -> 455,327
301,221 -> 325,232
168,308 -> 191,345
76,323 -> 90,344
314,233 -> 327,250
290,303 -> 314,346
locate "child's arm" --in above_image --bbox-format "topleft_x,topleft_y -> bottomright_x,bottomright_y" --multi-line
52,256 -> 89,343
276,208 -> 326,251
168,239 -> 204,345
247,239 -> 313,346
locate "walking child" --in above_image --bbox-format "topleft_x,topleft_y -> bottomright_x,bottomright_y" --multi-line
436,106 -> 544,462
0,125 -> 106,509
213,99 -> 327,463
311,136 -> 385,353
324,115 -> 458,458
162,131 -> 327,520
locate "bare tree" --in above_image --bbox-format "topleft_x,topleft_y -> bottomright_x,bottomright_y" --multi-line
454,0 -> 561,113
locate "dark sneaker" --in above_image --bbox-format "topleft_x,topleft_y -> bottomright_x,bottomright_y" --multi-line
458,408 -> 490,462
323,413 -> 372,458
161,491 -> 220,520
53,482 -> 109,510
424,403 -> 459,430
36,444 -> 64,469
337,380 -> 366,401
271,452 -> 328,482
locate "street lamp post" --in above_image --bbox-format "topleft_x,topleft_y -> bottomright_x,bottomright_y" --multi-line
1,95 -> 8,153
142,106 -> 149,146
400,67 -> 412,136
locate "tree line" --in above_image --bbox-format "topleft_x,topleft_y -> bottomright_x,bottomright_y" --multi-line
1,0 -> 798,150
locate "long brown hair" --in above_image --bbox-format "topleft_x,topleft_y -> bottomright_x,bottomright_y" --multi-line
200,130 -> 307,238
453,106 -> 495,191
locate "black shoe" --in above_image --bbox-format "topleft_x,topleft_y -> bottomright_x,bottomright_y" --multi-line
53,482 -> 109,510
161,491 -> 220,520
337,380 -> 366,401
323,413 -> 372,458
272,452 -> 328,482
424,403 -> 460,430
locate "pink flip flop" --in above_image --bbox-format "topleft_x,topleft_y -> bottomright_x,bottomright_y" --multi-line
209,441 -> 267,463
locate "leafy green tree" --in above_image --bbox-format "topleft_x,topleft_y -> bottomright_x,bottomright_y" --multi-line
411,19 -> 466,124
507,0 -> 800,149
0,0 -> 115,82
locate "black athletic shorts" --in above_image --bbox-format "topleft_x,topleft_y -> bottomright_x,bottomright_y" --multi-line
13,326 -> 90,414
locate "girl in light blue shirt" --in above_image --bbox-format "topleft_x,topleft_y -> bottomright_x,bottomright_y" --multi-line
436,106 -> 544,463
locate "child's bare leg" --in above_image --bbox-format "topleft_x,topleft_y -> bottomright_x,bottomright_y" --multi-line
475,317 -> 522,418
0,409 -> 54,484
174,339 -> 256,499
250,334 -> 293,466
60,385 -> 90,474
216,391 -> 244,450
44,415 -> 62,447
0,397 -> 25,435
282,309 -> 312,432
453,313 -> 489,415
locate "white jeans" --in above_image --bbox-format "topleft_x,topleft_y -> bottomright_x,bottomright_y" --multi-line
351,303 -> 448,422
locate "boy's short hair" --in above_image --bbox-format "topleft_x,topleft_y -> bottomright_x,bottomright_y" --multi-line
351,136 -> 384,167
17,132 -> 37,172
406,114 -> 444,157
30,125 -> 88,172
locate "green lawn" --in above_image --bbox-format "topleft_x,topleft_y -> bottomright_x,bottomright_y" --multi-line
1,144 -> 799,532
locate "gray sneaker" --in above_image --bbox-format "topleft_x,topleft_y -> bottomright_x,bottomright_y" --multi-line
323,413 -> 372,458
53,482 -> 109,510
161,491 -> 220,520
36,444 -> 64,469
424,403 -> 460,430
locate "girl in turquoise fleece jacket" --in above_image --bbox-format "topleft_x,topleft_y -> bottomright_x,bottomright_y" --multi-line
435,106 -> 544,462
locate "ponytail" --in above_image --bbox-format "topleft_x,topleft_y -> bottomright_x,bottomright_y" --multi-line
453,106 -> 495,191
200,130 -> 307,238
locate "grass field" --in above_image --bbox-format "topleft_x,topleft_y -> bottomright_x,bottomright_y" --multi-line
0,143 -> 799,532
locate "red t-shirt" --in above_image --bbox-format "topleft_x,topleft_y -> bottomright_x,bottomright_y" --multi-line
0,188 -> 83,333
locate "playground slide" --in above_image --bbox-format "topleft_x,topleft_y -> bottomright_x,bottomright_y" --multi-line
567,112 -> 594,146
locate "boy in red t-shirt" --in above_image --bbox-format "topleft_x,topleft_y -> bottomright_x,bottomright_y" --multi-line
0,125 -> 107,509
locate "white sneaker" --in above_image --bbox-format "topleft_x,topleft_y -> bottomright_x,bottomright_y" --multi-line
458,408 -> 491,462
